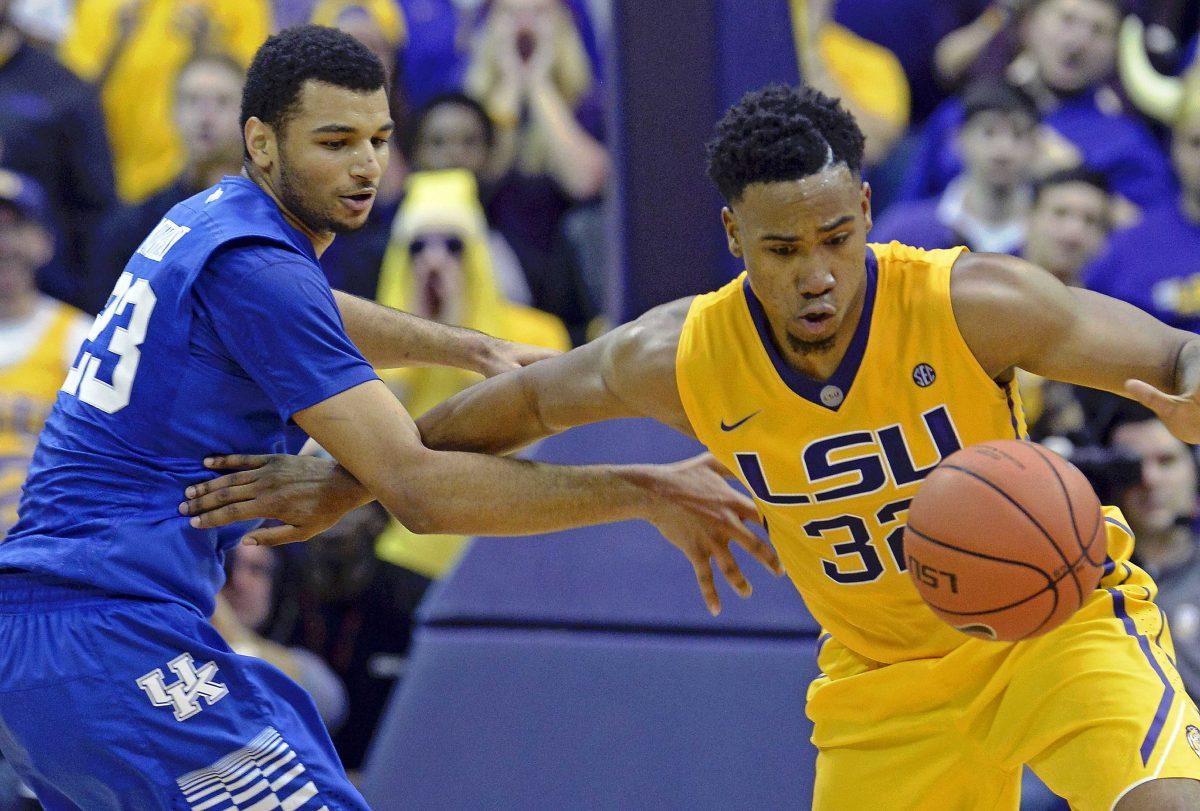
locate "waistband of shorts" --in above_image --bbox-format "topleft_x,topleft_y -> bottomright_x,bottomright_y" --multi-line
0,569 -> 113,611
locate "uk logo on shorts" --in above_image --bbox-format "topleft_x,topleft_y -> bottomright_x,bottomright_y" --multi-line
136,653 -> 229,721
1187,725 -> 1200,759
176,727 -> 328,811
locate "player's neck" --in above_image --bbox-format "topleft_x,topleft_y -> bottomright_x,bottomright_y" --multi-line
241,167 -> 335,257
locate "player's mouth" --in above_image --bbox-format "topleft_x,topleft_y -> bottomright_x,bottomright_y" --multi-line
339,189 -> 376,214
794,304 -> 837,336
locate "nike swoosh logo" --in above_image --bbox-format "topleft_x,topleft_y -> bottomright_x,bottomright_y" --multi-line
720,411 -> 761,432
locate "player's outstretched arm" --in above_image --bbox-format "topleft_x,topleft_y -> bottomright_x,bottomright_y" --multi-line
416,297 -> 696,455
951,251 -> 1200,441
332,289 -> 557,377
185,375 -> 780,614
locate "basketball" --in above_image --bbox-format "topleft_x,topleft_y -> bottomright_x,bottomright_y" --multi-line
904,440 -> 1107,642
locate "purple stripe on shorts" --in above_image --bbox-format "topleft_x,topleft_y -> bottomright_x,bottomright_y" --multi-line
1109,588 -> 1174,765
815,632 -> 832,666
1105,516 -> 1134,537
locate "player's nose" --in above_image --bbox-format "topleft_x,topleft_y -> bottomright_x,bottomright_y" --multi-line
351,145 -> 383,183
796,265 -> 835,297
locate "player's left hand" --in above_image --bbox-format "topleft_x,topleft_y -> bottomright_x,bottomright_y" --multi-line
474,336 -> 560,378
180,454 -> 367,546
1125,378 -> 1200,443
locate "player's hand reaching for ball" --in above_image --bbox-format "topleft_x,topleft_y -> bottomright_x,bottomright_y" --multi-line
180,454 -> 369,546
1125,378 -> 1200,444
641,453 -> 785,616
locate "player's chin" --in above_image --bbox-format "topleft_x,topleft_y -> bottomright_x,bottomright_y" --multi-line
330,206 -> 372,233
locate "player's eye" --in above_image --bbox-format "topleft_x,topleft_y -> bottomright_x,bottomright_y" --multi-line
372,137 -> 389,148
768,245 -> 796,257
827,233 -> 850,246
322,141 -> 345,150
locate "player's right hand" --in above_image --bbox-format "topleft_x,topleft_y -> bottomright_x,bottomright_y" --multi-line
642,454 -> 785,616
180,454 -> 369,546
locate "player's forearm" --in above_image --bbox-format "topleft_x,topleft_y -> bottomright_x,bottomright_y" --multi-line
333,290 -> 492,374
418,370 -> 556,455
381,452 -> 664,536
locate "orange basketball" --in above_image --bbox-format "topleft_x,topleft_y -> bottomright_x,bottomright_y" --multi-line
903,440 -> 1107,642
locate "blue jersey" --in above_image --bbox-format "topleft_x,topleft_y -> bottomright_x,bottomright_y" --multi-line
0,176 -> 378,615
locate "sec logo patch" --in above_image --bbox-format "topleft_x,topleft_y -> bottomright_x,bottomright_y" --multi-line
1187,725 -> 1200,759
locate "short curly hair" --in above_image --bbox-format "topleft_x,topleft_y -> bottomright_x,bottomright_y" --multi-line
706,84 -> 865,203
240,25 -> 387,141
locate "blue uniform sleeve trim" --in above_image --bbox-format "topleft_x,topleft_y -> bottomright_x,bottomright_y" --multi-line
280,367 -> 381,421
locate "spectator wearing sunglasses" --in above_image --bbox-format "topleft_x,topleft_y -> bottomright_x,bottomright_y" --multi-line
372,169 -> 569,579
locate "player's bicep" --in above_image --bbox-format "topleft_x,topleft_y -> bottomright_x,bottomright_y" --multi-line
594,298 -> 695,435
418,297 -> 694,453
1025,288 -> 1192,395
953,252 -> 1189,394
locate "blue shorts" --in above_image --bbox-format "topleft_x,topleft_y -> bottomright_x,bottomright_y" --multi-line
0,573 -> 369,810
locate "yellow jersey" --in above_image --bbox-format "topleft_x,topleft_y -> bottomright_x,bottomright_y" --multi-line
678,243 -> 1039,664
0,298 -> 90,537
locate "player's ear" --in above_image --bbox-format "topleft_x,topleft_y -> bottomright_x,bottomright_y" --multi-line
861,181 -> 873,234
244,117 -> 275,171
721,207 -> 743,258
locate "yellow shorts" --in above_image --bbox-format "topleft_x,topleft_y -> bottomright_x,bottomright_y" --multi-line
807,529 -> 1200,810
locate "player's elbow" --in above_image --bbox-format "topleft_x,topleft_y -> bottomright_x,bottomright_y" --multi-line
381,492 -> 445,535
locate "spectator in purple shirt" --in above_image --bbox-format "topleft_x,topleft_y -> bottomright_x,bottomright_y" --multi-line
1085,41 -> 1200,332
904,0 -> 1173,211
873,79 -> 1037,253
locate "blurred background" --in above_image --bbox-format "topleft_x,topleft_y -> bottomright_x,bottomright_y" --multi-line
1,0 -> 1199,807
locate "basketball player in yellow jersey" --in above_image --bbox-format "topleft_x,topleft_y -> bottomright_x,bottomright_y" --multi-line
183,85 -> 1200,809
0,172 -> 90,538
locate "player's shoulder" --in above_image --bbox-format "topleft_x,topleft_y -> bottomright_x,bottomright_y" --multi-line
871,240 -> 965,273
606,296 -> 694,374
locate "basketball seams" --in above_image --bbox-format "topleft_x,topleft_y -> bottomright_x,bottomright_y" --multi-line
908,523 -> 1063,637
939,462 -> 1084,605
907,523 -> 1055,611
904,522 -> 1053,579
1027,442 -> 1105,567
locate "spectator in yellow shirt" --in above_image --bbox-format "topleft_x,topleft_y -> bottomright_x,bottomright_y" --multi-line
59,0 -> 269,202
0,171 -> 90,537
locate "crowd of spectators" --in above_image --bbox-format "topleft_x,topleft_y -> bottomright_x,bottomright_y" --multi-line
2,0 -> 1200,797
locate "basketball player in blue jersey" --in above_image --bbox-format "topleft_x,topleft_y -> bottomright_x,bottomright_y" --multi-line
190,85 -> 1200,808
0,26 -> 779,810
